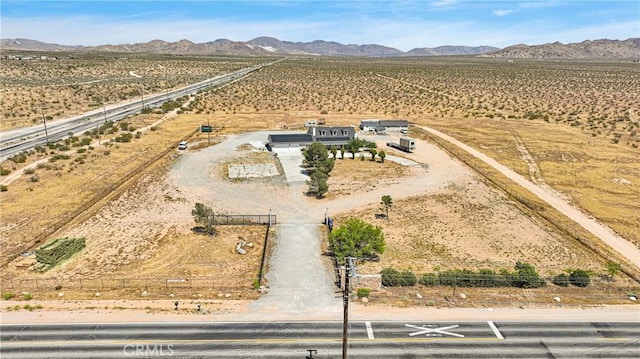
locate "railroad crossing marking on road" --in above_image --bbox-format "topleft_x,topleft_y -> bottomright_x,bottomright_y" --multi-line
405,324 -> 464,338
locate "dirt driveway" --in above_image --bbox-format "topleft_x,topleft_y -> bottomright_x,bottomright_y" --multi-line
161,130 -> 474,314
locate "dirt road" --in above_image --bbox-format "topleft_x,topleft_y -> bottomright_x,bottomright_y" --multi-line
419,125 -> 640,270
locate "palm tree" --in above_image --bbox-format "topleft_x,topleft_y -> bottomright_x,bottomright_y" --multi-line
378,150 -> 386,163
331,146 -> 338,159
370,148 -> 377,161
381,195 -> 393,219
606,261 -> 621,281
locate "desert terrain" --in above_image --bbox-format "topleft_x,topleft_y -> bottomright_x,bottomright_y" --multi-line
1,54 -> 638,314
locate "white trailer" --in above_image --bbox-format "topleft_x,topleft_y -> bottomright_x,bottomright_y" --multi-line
386,137 -> 416,152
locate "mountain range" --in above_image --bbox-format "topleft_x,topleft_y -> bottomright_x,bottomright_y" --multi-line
1,36 -> 638,58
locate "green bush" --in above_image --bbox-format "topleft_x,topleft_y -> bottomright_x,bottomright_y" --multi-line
381,268 -> 416,287
114,133 -> 133,143
356,288 -> 371,298
425,264 -> 543,289
22,293 -> 32,301
419,273 -> 438,286
1,167 -> 11,176
569,269 -> 591,287
3,292 -> 15,300
438,270 -> 459,287
381,268 -> 401,287
399,270 -> 417,286
552,273 -> 570,287
9,153 -> 27,163
511,261 -> 545,288
50,154 -> 70,162
0,185 -> 7,192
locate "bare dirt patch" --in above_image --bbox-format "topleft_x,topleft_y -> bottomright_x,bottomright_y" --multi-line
327,157 -> 410,199
2,170 -> 267,287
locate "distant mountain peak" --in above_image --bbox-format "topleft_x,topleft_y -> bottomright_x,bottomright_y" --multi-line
2,36 -> 637,58
483,38 -> 640,58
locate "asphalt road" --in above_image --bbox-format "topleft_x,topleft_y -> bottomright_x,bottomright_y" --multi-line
1,321 -> 638,358
0,59 -> 283,161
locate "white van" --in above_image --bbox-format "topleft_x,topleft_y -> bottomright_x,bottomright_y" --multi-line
178,141 -> 188,150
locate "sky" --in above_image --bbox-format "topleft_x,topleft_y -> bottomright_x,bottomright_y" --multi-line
1,1 -> 639,51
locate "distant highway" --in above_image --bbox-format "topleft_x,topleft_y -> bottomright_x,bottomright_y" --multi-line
0,58 -> 283,161
1,321 -> 638,358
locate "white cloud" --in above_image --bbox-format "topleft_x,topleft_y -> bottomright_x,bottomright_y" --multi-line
430,0 -> 457,8
517,2 -> 562,9
492,9 -> 518,16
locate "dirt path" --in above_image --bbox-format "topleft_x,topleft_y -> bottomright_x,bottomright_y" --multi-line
2,300 -> 638,324
419,125 -> 640,269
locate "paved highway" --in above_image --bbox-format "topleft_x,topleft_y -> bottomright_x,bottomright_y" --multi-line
1,321 -> 638,358
0,59 -> 284,161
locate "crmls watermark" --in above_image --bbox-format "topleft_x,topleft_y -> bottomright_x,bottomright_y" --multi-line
123,344 -> 175,357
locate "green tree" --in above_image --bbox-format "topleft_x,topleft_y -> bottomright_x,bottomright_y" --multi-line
606,261 -> 621,281
192,202 -> 215,235
381,195 -> 393,219
340,146 -> 345,159
378,150 -> 386,163
303,141 -> 329,165
330,146 -> 338,159
329,218 -> 385,263
303,142 -> 334,197
347,139 -> 359,159
307,170 -> 329,198
369,148 -> 377,161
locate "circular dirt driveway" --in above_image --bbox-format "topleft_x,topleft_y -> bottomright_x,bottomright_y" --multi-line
165,131 -> 472,315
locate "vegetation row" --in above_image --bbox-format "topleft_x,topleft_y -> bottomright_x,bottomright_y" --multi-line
380,262 -> 600,288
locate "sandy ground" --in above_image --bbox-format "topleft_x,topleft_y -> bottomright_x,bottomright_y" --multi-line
418,125 -> 640,269
3,129 -> 638,324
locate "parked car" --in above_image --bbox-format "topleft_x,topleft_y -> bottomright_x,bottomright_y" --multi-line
178,141 -> 188,150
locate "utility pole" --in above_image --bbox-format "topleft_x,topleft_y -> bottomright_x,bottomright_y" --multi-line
100,105 -> 107,144
342,258 -> 352,359
41,109 -> 50,144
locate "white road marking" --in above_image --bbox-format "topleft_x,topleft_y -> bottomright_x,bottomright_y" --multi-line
405,324 -> 464,338
365,321 -> 374,339
487,321 -> 504,339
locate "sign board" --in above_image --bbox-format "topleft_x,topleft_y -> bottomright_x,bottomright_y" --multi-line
201,125 -> 213,133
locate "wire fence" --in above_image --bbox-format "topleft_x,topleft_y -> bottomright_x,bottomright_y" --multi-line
2,276 -> 254,292
213,214 -> 276,226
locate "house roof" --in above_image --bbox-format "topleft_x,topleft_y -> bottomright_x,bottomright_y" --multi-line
379,120 -> 408,127
306,126 -> 356,137
268,134 -> 313,143
360,120 -> 380,126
